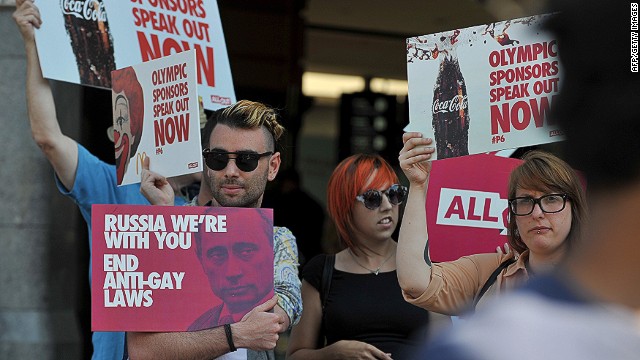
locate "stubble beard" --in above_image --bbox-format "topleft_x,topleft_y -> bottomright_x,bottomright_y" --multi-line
209,170 -> 269,208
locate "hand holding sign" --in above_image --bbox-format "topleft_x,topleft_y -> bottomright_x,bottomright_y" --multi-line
140,156 -> 175,206
234,295 -> 281,351
399,132 -> 435,187
13,0 -> 42,42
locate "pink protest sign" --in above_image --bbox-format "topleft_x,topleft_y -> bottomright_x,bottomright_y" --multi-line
427,154 -> 523,262
91,204 -> 274,332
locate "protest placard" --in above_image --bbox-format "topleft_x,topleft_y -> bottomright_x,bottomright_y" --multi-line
406,14 -> 563,159
34,0 -> 235,110
426,154 -> 523,262
91,204 -> 275,332
112,49 -> 201,186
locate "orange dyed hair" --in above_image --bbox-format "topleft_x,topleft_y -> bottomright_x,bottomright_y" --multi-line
327,154 -> 399,253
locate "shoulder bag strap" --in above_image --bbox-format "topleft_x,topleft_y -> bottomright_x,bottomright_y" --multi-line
472,258 -> 516,311
321,254 -> 335,309
316,254 -> 335,348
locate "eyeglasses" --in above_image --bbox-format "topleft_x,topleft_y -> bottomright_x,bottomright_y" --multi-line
508,193 -> 569,216
202,149 -> 273,172
356,184 -> 408,210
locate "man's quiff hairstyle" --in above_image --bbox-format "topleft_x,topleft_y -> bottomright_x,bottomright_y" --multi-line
202,100 -> 285,151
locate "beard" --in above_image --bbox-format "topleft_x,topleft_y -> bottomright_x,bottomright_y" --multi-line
209,169 -> 269,208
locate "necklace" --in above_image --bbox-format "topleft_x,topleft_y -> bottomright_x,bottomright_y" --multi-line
348,249 -> 394,275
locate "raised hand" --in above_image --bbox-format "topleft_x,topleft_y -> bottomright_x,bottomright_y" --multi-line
13,0 -> 42,42
399,132 -> 435,186
140,156 -> 175,206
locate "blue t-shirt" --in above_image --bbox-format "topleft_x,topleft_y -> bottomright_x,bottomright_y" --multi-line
56,144 -> 187,360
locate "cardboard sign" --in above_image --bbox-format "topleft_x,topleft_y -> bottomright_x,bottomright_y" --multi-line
406,14 -> 564,159
427,154 -> 523,262
91,205 -> 275,332
34,0 -> 235,110
111,50 -> 201,186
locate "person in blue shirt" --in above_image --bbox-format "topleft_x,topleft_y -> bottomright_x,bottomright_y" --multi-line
13,2 -> 196,359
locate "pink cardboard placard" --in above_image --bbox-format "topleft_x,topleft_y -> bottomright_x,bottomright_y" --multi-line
427,154 -> 523,262
91,204 -> 274,332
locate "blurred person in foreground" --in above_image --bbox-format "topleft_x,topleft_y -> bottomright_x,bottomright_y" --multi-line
414,1 -> 640,359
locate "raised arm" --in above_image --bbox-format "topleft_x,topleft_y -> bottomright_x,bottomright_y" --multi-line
396,132 -> 435,299
14,0 -> 79,190
128,296 -> 281,360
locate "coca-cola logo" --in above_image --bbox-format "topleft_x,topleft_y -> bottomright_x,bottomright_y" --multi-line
60,0 -> 107,22
432,94 -> 468,114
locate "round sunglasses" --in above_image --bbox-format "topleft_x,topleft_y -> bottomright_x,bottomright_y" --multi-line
202,149 -> 273,172
355,184 -> 408,210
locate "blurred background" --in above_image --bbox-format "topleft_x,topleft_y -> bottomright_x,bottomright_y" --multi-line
0,0 -> 547,358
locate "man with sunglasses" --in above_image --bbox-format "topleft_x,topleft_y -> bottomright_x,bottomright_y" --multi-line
132,100 -> 302,360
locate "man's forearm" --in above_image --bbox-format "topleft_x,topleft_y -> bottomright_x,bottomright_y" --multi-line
127,327 -> 231,360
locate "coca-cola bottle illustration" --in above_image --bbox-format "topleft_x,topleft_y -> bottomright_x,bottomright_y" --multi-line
431,50 -> 470,159
61,0 -> 116,88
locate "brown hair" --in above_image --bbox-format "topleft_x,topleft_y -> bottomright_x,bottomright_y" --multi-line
327,154 -> 399,255
507,150 -> 587,254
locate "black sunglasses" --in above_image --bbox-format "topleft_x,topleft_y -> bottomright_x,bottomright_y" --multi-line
356,184 -> 408,210
202,149 -> 273,172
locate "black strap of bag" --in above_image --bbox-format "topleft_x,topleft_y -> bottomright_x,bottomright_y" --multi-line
316,254 -> 335,347
472,258 -> 516,311
320,254 -> 335,308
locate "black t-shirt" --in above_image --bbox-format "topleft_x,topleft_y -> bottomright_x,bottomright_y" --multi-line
303,254 -> 431,359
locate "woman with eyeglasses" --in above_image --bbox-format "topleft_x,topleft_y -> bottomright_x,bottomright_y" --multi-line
396,132 -> 587,315
286,154 -> 449,360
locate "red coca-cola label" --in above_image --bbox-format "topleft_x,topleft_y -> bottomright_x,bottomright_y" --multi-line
432,94 -> 469,114
60,0 -> 107,22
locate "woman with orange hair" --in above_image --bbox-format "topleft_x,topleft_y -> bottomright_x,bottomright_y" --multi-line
287,154 -> 448,360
